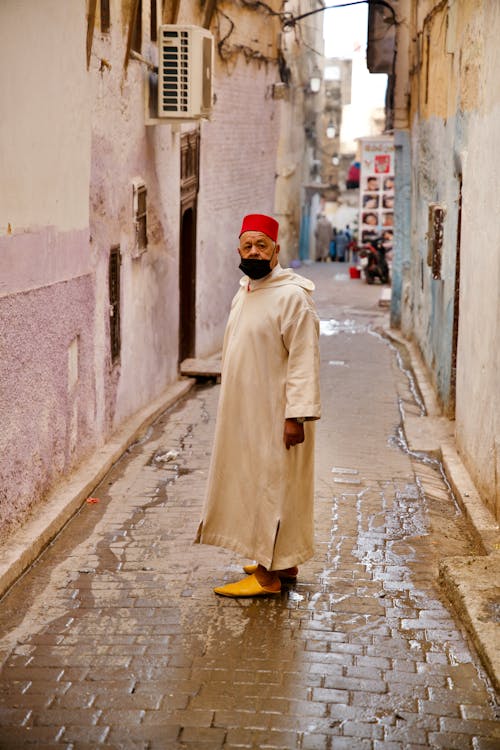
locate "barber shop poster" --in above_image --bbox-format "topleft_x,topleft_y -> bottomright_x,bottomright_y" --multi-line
359,135 -> 394,251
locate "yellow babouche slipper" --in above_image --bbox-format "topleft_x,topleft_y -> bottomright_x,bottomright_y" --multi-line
214,573 -> 281,598
243,564 -> 299,580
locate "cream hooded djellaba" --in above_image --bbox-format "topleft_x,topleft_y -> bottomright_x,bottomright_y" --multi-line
195,263 -> 321,571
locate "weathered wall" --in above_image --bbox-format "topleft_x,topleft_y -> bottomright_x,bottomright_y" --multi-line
0,0 -> 93,536
89,22 -> 181,428
402,111 -> 464,404
400,0 -> 500,518
454,1 -> 500,518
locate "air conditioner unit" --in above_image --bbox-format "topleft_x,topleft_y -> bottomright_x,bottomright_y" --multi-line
158,25 -> 213,120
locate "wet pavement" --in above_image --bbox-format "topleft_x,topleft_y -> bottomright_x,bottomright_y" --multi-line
0,262 -> 499,749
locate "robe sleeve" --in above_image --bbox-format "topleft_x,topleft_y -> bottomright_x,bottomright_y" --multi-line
282,303 -> 321,420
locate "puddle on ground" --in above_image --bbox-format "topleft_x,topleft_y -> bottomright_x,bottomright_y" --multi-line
320,318 -> 367,336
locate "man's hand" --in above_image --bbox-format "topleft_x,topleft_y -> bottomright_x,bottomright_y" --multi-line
284,418 -> 305,450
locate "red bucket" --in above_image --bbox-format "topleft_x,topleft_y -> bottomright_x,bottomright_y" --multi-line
349,267 -> 361,279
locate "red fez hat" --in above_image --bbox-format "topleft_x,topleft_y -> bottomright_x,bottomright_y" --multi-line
239,214 -> 279,242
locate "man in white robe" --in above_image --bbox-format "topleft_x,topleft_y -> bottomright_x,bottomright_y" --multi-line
195,214 -> 321,597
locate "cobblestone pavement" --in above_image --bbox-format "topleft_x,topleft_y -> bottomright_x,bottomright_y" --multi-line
0,264 -> 499,749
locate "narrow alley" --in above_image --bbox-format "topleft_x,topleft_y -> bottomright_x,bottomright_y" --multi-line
0,264 -> 498,749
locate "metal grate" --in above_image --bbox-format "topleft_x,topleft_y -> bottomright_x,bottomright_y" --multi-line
427,203 -> 445,280
160,28 -> 189,113
109,246 -> 121,362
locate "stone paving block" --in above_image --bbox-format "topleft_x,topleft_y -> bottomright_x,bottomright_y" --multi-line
383,669 -> 448,688
341,719 -> 385,739
1,667 -> 65,683
426,731 -> 473,748
180,725 -> 227,744
311,687 -> 350,703
95,735 -> 151,750
255,696 -> 291,715
92,689 -> 162,710
96,708 -> 145,726
61,724 -> 110,743
22,679 -> 72,697
0,705 -> 32,726
213,709 -> 271,730
356,655 -> 392,669
2,692 -> 54,710
0,725 -> 67,747
323,674 -> 388,693
301,735 -> 333,750
321,737 -> 372,749
307,661 -> 344,678
439,715 -> 500,737
460,703 -> 499,720
383,724 -> 434,745
32,707 -> 102,727
474,739 -> 500,750
427,686 -> 494,704
417,698 -> 461,717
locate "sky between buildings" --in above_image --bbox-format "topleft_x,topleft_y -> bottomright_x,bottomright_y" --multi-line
323,2 -> 388,150
323,2 -> 387,103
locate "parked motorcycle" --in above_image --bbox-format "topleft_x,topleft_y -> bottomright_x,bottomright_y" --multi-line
358,238 -> 390,284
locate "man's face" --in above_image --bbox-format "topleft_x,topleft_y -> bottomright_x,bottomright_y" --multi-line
238,231 -> 280,268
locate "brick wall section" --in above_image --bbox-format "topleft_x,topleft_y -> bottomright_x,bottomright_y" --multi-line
197,56 -> 281,356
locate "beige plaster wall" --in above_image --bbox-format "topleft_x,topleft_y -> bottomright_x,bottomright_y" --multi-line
453,0 -> 500,519
0,0 -> 91,234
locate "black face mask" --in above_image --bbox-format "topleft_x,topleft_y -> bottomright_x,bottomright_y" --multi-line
238,257 -> 272,279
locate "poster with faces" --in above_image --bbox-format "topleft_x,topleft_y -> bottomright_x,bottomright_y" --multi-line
359,137 -> 394,250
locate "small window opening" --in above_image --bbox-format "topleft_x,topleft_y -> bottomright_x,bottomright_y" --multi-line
131,0 -> 142,53
100,0 -> 110,33
150,0 -> 157,41
427,203 -> 445,280
109,246 -> 121,362
133,181 -> 148,255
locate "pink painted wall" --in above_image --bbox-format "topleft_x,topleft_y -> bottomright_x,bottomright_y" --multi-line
0,265 -> 95,537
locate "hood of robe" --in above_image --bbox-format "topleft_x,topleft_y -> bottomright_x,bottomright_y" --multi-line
239,263 -> 315,293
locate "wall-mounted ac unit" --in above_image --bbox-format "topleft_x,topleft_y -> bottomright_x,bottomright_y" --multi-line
158,25 -> 213,120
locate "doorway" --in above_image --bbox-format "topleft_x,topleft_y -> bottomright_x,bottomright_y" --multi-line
179,203 -> 197,362
178,130 -> 200,364
449,174 -> 462,418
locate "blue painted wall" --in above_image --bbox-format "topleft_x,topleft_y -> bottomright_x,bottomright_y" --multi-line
391,130 -> 411,329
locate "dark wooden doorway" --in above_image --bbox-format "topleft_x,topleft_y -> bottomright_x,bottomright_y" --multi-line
179,130 -> 200,364
179,204 -> 197,361
449,174 -> 462,418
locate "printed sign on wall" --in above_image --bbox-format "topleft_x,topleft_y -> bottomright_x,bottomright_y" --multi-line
359,136 -> 394,253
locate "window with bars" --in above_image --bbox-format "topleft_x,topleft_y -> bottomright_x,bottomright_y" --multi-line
427,203 -> 445,280
108,247 -> 121,362
133,181 -> 148,255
